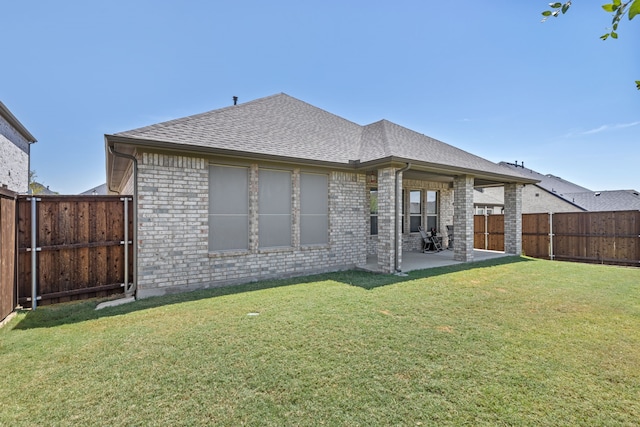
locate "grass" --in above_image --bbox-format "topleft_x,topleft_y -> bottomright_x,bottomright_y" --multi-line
1,256 -> 639,426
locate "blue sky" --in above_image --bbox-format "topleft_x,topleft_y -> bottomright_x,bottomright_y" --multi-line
2,1 -> 638,194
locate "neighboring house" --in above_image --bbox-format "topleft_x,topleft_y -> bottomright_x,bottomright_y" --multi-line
0,101 -> 37,193
473,187 -> 505,215
30,182 -> 58,195
475,162 -> 640,213
80,183 -> 108,195
105,93 -> 536,298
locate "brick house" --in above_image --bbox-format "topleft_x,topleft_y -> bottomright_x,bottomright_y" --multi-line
106,94 -> 536,298
0,101 -> 37,193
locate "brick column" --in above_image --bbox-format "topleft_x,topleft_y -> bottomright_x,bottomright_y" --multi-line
504,183 -> 523,255
453,175 -> 474,262
439,188 -> 454,248
377,167 -> 397,273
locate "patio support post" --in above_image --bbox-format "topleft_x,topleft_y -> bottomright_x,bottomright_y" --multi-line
453,175 -> 474,262
504,183 -> 523,255
377,167 -> 397,273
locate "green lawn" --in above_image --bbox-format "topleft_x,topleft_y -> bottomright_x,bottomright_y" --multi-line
1,257 -> 639,426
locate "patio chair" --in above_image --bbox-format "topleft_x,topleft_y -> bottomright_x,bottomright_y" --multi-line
419,226 -> 443,252
446,225 -> 454,250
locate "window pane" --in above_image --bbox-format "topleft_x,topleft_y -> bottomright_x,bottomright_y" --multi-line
301,173 -> 328,245
259,214 -> 291,247
410,216 -> 421,233
301,215 -> 328,245
426,216 -> 437,232
369,189 -> 378,215
426,191 -> 437,214
209,215 -> 248,251
410,190 -> 421,214
209,165 -> 248,214
259,169 -> 291,214
301,174 -> 328,214
370,216 -> 378,235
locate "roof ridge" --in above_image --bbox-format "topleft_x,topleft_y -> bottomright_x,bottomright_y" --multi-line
115,93 -> 289,135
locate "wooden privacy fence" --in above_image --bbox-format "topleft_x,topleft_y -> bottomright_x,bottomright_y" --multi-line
475,211 -> 640,266
0,188 -> 17,323
17,195 -> 134,308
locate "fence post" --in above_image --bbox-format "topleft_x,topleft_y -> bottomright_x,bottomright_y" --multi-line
28,196 -> 41,310
549,212 -> 554,261
121,197 -> 133,295
484,213 -> 489,250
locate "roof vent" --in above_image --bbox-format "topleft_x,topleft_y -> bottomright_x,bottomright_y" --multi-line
594,192 -> 601,196
233,96 -> 238,106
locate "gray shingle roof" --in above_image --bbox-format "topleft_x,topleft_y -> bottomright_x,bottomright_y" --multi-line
117,93 -> 362,164
499,162 -> 591,195
564,190 -> 640,211
499,162 -> 640,211
112,93 -> 531,182
361,120 -> 521,177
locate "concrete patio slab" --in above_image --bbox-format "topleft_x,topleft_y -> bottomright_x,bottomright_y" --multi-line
357,249 -> 511,273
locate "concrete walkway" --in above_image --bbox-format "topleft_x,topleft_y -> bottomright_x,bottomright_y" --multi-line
358,249 -> 511,273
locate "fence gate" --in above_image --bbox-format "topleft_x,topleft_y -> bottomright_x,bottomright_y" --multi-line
473,214 -> 504,251
17,195 -> 133,308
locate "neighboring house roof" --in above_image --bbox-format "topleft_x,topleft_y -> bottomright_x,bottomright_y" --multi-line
31,182 -> 58,195
107,93 -> 537,189
80,183 -> 108,195
0,101 -> 37,143
564,190 -> 640,212
500,162 -> 590,196
487,162 -> 640,212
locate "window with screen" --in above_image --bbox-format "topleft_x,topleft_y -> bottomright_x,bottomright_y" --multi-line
208,165 -> 249,251
259,169 -> 292,248
300,173 -> 328,245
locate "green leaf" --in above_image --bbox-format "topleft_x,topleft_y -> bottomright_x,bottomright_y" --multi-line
602,4 -> 615,12
635,80 -> 640,90
549,2 -> 562,8
562,3 -> 570,13
542,10 -> 552,16
612,0 -> 621,6
601,33 -> 610,40
611,31 -> 618,38
629,0 -> 640,19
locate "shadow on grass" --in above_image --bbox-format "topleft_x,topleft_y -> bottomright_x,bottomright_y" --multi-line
10,256 -> 532,331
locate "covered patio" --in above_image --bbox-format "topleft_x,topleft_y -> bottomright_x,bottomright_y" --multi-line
358,249 -> 511,273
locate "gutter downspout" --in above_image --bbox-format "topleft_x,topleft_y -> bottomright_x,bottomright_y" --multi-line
107,144 -> 138,297
394,163 -> 411,272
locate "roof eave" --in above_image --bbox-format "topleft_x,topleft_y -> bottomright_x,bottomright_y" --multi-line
357,156 -> 539,185
0,101 -> 37,143
105,134 -> 357,189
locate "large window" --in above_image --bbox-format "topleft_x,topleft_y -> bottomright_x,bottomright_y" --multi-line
409,190 -> 422,232
209,165 -> 249,251
369,188 -> 378,235
259,169 -> 292,248
426,190 -> 438,231
300,173 -> 328,245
